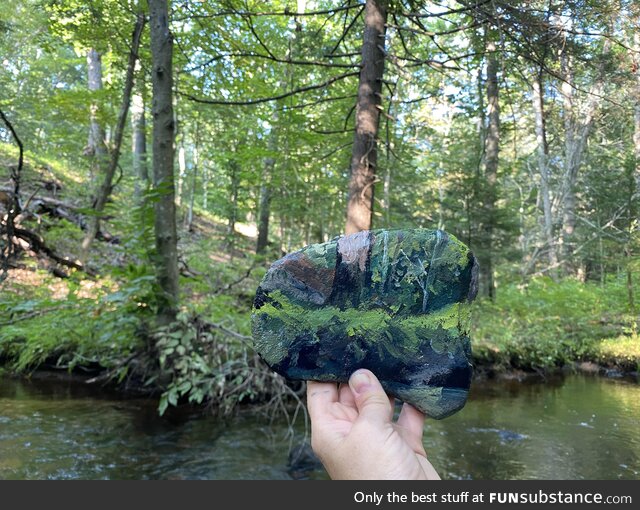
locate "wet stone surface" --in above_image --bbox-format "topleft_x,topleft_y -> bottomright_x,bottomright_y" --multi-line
251,229 -> 479,419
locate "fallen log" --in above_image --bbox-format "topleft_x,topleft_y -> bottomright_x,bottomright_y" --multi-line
11,226 -> 95,276
0,186 -> 119,244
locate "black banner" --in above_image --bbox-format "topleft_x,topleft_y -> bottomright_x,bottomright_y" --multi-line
2,480 -> 638,510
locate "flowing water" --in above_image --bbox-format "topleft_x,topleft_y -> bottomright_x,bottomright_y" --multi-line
0,373 -> 638,479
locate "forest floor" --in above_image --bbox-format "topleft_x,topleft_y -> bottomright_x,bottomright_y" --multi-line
1,143 -> 639,414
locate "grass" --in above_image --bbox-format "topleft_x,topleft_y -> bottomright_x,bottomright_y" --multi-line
592,333 -> 640,370
472,276 -> 639,372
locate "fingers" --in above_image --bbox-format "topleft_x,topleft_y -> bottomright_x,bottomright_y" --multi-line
397,402 -> 427,454
397,402 -> 425,440
338,382 -> 357,410
306,381 -> 338,422
417,455 -> 441,480
349,369 -> 393,424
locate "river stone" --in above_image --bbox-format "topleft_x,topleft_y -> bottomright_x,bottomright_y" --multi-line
251,228 -> 478,419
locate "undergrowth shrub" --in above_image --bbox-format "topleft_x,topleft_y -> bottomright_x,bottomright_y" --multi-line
473,276 -> 637,369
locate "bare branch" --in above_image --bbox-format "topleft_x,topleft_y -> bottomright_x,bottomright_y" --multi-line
283,93 -> 356,111
244,15 -> 277,61
174,3 -> 362,21
179,71 -> 359,106
181,52 -> 359,74
328,5 -> 364,56
402,0 -> 493,19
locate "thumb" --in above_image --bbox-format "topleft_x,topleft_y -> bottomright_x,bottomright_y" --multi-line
349,369 -> 393,424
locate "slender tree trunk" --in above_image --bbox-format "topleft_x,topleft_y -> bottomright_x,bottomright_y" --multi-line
176,142 -> 186,207
629,24 -> 640,324
559,39 -> 575,268
228,160 -> 239,236
132,78 -> 148,197
256,103 -> 280,254
86,48 -> 108,181
149,0 -> 179,324
81,15 -> 145,258
476,63 -> 486,173
634,29 -> 640,202
185,143 -> 198,231
256,158 -> 273,254
345,0 -> 388,234
560,36 -> 610,272
202,163 -> 209,210
479,40 -> 500,301
531,70 -> 558,277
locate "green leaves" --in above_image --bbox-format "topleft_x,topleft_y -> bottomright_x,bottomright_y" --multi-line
472,276 -> 639,370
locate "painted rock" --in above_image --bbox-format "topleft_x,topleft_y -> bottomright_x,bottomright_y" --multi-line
251,229 -> 478,419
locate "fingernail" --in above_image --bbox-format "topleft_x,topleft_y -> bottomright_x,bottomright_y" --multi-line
349,370 -> 372,394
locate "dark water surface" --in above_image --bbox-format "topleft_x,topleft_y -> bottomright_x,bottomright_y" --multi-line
0,373 -> 638,479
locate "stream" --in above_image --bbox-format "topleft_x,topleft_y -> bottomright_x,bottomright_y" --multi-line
0,373 -> 638,479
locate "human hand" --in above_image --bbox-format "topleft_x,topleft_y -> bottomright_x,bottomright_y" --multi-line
306,369 -> 441,480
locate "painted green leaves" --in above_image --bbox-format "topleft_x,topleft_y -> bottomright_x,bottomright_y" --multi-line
251,229 -> 478,419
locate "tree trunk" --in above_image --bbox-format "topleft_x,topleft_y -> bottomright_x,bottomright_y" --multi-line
228,159 -> 239,236
256,107 -> 279,254
176,142 -> 186,207
479,41 -> 500,301
202,163 -> 209,210
634,29 -> 640,201
630,24 -> 640,324
185,142 -> 198,231
86,48 -> 108,180
255,159 -> 273,254
81,14 -> 145,258
560,37 -> 610,272
531,70 -> 558,277
132,81 -> 148,197
149,0 -> 179,325
345,0 -> 388,234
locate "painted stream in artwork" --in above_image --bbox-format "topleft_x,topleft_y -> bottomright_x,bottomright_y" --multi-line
0,373 -> 638,479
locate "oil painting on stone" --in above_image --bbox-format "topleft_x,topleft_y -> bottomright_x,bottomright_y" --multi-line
251,229 -> 478,419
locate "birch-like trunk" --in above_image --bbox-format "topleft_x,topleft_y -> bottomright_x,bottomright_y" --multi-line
81,15 -> 145,258
531,70 -> 558,276
149,0 -> 179,324
228,159 -> 239,236
629,26 -> 640,320
176,143 -> 186,207
479,41 -> 500,301
86,48 -> 107,181
132,82 -> 148,196
560,37 -> 610,271
634,29 -> 640,200
202,163 -> 209,210
185,143 -> 198,231
345,0 -> 388,234
256,156 -> 274,254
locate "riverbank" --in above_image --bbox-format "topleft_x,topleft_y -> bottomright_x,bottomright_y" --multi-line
1,150 -> 638,413
471,277 -> 639,374
2,271 -> 639,415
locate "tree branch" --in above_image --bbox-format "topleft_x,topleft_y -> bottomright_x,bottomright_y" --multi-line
180,71 -> 359,106
328,5 -> 364,56
0,108 -> 24,282
402,0 -> 493,19
174,3 -> 362,21
181,52 -> 359,74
